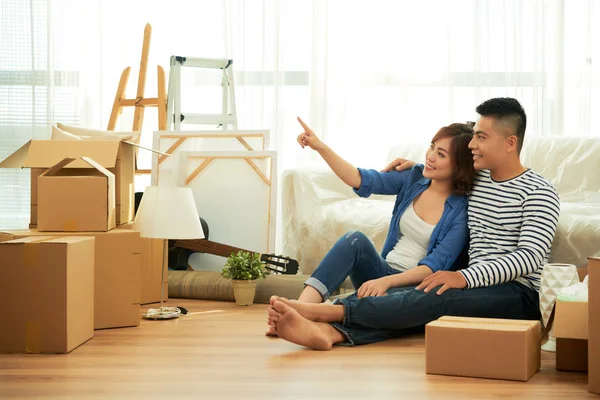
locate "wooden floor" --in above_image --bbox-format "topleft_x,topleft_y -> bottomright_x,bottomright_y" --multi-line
0,299 -> 595,399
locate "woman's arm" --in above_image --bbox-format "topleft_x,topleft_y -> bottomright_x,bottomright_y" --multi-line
316,145 -> 361,189
297,117 -> 361,189
357,265 -> 433,298
385,265 -> 433,288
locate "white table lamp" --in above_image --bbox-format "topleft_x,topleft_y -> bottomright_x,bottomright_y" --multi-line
133,186 -> 204,319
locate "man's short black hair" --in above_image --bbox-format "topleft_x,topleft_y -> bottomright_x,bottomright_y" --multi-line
476,97 -> 527,153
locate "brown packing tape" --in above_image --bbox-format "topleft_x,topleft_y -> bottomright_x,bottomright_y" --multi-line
25,321 -> 41,353
15,236 -> 61,268
437,316 -> 539,327
23,243 -> 39,268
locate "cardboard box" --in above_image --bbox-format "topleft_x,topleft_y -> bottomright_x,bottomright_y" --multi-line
426,316 -> 541,381
0,229 -> 141,330
30,204 -> 37,226
554,300 -> 588,372
119,222 -> 168,304
38,157 -> 116,232
589,257 -> 600,394
0,236 -> 94,353
0,139 -> 136,225
557,339 -> 588,372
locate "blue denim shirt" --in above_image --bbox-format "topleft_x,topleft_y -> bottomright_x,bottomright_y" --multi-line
354,164 -> 469,272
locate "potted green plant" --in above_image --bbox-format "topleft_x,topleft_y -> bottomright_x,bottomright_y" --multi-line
222,250 -> 268,306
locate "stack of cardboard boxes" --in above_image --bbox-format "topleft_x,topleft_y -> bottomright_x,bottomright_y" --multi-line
0,133 -> 167,354
426,262 -> 600,395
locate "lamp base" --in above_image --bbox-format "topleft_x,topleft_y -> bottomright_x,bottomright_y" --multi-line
142,306 -> 181,320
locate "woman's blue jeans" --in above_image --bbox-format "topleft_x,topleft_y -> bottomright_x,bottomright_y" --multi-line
304,230 -> 401,300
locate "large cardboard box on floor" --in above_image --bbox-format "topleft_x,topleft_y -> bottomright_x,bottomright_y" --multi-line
554,265 -> 589,373
0,236 -> 94,353
38,157 -> 116,232
589,257 -> 600,394
0,228 -> 141,330
120,222 -> 168,304
426,316 -> 541,381
0,138 -> 136,225
554,300 -> 588,372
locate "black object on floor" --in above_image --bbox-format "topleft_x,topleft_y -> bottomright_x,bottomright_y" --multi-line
175,306 -> 189,315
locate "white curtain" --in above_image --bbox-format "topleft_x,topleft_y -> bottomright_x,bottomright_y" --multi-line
1,0 -> 598,229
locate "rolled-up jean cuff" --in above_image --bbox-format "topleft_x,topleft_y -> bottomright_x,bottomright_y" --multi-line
303,277 -> 329,301
332,297 -> 351,326
329,323 -> 354,346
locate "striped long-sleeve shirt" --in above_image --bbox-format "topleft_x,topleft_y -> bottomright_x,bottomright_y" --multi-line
459,169 -> 560,292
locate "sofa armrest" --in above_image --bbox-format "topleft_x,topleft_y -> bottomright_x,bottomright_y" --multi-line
281,167 -> 353,266
281,166 -> 355,205
281,166 -> 396,274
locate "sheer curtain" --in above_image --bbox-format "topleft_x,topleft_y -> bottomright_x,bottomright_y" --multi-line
1,0 -> 598,229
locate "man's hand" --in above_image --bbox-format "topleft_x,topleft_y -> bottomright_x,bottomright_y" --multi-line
381,157 -> 416,172
357,277 -> 391,298
416,271 -> 467,295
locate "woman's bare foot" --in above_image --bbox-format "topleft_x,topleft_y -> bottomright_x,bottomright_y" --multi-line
265,304 -> 279,336
265,296 -> 280,337
272,300 -> 333,350
265,325 -> 278,336
270,296 -> 343,323
265,297 -> 280,336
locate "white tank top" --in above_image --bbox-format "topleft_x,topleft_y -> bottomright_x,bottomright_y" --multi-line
385,201 -> 436,272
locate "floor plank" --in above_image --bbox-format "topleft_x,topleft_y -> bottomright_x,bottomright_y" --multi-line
0,299 -> 595,399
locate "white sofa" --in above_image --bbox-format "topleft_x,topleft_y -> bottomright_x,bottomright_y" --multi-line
281,137 -> 600,275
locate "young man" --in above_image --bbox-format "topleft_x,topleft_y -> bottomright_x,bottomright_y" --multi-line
267,98 -> 561,350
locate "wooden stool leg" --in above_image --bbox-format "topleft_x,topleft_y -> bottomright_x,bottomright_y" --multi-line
107,67 -> 131,130
132,23 -> 151,132
157,65 -> 167,131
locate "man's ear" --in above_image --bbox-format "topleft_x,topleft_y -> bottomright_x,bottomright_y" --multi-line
505,135 -> 519,153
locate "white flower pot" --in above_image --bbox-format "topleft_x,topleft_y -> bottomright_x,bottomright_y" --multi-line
232,279 -> 257,306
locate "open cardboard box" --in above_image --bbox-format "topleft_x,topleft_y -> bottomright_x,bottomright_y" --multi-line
553,267 -> 588,373
554,300 -> 588,372
38,157 -> 116,232
0,135 -> 167,227
0,139 -> 136,226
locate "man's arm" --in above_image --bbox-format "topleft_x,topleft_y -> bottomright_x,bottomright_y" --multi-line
460,185 -> 560,288
382,158 -> 416,172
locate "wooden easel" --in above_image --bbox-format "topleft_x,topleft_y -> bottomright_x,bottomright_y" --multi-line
107,23 -> 167,172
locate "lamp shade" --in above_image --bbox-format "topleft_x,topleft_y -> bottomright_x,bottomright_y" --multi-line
132,186 -> 204,240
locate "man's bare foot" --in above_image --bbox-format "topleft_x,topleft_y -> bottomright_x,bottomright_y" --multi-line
272,300 -> 333,350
